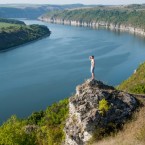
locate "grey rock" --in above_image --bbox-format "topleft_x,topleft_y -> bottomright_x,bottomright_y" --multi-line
64,79 -> 138,145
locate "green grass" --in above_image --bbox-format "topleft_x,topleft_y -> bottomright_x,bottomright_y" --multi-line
0,22 -> 19,28
118,62 -> 145,94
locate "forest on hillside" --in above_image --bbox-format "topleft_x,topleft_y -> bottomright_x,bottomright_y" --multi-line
42,5 -> 145,29
0,18 -> 51,51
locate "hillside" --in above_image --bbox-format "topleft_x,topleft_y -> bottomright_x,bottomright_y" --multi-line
0,18 -> 25,25
0,99 -> 69,145
0,61 -> 145,144
92,95 -> 145,145
0,4 -> 96,19
40,4 -> 145,36
0,18 -> 51,51
118,62 -> 145,94
92,62 -> 145,145
0,79 -> 140,145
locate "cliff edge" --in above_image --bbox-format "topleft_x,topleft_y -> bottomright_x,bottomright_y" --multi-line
64,79 -> 138,145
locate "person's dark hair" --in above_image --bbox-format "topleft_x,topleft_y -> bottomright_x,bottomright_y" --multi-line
92,56 -> 94,58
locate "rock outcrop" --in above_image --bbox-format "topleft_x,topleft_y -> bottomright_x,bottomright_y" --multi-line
64,79 -> 138,145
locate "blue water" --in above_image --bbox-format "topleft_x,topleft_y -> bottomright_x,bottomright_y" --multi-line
0,19 -> 145,124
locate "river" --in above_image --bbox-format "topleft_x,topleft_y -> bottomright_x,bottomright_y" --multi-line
0,19 -> 145,124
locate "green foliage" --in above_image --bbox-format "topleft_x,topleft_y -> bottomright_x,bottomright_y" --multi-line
0,19 -> 51,51
27,111 -> 45,125
118,62 -> 145,94
44,99 -> 69,126
0,22 -> 19,29
0,99 -> 69,145
0,18 -> 25,25
0,116 -> 37,145
43,7 -> 145,29
130,85 -> 145,94
98,99 -> 110,115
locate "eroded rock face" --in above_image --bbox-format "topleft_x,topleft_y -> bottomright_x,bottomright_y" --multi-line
64,79 -> 138,145
39,17 -> 145,36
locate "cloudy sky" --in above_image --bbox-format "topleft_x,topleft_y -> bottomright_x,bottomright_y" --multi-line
0,0 -> 144,5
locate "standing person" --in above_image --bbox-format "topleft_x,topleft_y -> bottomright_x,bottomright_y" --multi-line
89,56 -> 95,80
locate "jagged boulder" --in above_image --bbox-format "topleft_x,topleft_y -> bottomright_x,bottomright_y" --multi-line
64,79 -> 138,145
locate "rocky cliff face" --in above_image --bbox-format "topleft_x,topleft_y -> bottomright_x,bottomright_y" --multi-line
64,79 -> 138,145
39,17 -> 145,36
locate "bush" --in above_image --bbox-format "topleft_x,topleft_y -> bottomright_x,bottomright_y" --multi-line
0,116 -> 37,145
0,99 -> 69,145
98,99 -> 110,115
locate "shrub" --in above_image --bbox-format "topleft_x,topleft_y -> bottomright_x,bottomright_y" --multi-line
98,99 -> 110,115
0,98 -> 69,145
0,116 -> 37,145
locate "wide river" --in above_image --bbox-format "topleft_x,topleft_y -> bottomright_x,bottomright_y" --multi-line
0,19 -> 145,124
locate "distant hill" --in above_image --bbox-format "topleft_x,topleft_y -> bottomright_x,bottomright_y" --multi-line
0,4 -> 96,19
0,18 -> 51,51
40,4 -> 145,36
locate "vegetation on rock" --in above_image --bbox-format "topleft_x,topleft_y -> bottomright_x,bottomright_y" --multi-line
92,95 -> 145,145
98,99 -> 110,115
65,79 -> 137,145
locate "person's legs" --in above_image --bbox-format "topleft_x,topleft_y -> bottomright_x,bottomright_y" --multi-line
91,67 -> 95,80
92,72 -> 95,80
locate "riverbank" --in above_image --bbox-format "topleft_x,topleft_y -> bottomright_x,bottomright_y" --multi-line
39,17 -> 145,37
39,6 -> 145,37
0,19 -> 51,51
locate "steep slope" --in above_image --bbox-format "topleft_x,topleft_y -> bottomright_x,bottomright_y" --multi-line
40,5 -> 145,36
64,79 -> 138,145
92,95 -> 145,145
118,62 -> 145,94
91,62 -> 145,145
0,4 -> 95,19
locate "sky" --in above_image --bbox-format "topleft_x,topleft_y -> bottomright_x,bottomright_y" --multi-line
0,0 -> 144,5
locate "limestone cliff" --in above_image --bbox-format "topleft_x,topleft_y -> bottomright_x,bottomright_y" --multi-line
39,17 -> 145,36
64,79 -> 138,145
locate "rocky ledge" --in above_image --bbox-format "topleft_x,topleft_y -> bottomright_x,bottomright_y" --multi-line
64,79 -> 138,145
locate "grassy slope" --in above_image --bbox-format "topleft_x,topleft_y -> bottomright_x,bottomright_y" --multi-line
0,62 -> 145,144
0,22 -> 18,28
91,63 -> 145,145
118,62 -> 145,94
92,96 -> 145,145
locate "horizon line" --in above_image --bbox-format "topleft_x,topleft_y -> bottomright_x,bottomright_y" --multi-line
0,3 -> 144,6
